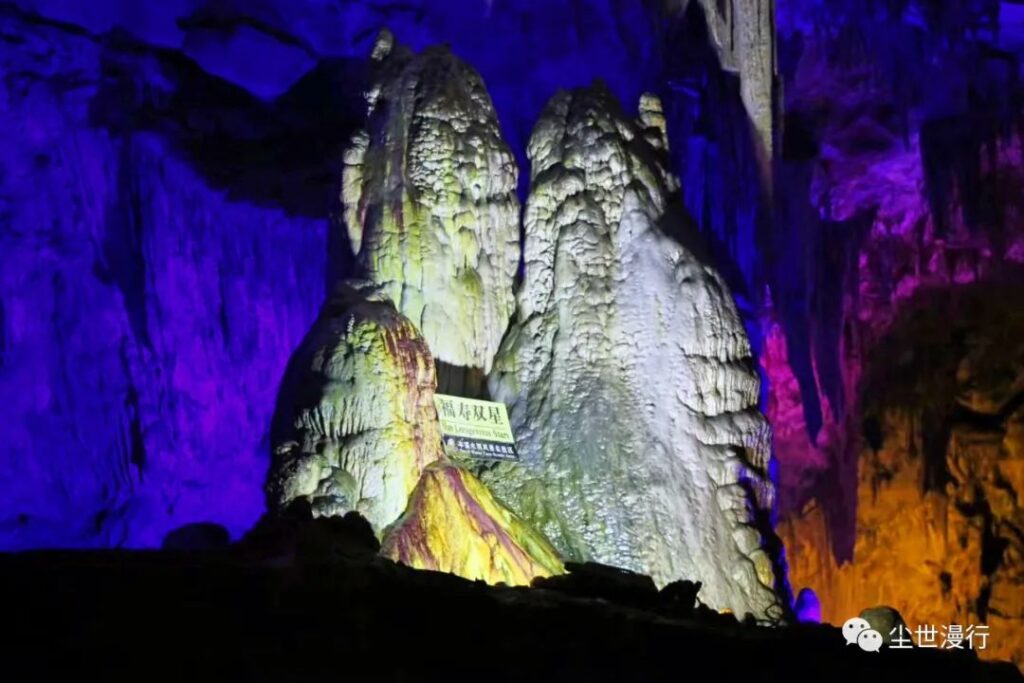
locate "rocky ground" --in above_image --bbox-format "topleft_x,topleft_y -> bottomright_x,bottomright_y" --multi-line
2,515 -> 1022,683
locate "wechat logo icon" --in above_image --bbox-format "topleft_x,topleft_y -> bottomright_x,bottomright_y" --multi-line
843,617 -> 883,652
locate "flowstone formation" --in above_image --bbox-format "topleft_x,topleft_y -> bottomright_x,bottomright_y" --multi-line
485,85 -> 781,618
267,283 -> 562,585
382,462 -> 564,586
267,282 -> 442,531
342,29 -> 520,377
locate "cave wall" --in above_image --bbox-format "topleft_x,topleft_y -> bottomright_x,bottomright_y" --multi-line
0,9 -> 327,547
0,0 -> 751,550
3,1 -> 1024,666
767,0 -> 1024,669
779,286 -> 1024,668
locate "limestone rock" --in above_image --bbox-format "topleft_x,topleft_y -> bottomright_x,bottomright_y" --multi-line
342,29 -> 520,374
236,505 -> 382,565
381,462 -> 564,586
859,606 -> 910,645
161,523 -> 231,552
532,562 -> 660,609
484,85 -> 780,618
267,282 -> 442,532
673,0 -> 777,162
779,291 -> 1024,669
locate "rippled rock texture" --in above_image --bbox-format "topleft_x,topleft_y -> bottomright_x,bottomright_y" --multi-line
268,282 -> 442,531
342,30 -> 520,376
268,283 -> 561,584
485,86 -> 780,618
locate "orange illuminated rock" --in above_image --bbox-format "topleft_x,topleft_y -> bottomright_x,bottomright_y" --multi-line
780,292 -> 1024,670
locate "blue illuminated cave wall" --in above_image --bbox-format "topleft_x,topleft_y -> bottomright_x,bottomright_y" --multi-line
0,0 -> 670,549
3,0 -> 1023,553
0,8 -> 334,548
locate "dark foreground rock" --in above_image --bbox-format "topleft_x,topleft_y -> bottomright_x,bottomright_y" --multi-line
1,547 -> 1021,683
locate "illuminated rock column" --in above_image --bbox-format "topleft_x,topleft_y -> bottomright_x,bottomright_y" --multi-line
689,0 -> 777,164
342,29 -> 520,376
486,85 -> 781,618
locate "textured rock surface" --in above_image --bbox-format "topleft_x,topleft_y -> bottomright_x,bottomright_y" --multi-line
342,30 -> 520,374
485,85 -> 780,618
0,9 -> 326,549
779,288 -> 1024,669
677,0 -> 778,161
0,0 -> 776,552
381,462 -> 564,586
755,8 -> 1024,671
267,282 -> 442,532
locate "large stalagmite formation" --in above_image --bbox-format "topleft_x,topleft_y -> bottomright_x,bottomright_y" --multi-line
268,30 -> 564,585
342,29 -> 520,375
485,85 -> 780,618
267,282 -> 563,584
267,282 -> 442,532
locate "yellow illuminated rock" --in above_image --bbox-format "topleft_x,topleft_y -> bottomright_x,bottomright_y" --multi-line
267,282 -> 442,531
381,462 -> 564,586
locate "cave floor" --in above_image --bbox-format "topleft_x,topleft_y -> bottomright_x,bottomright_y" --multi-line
1,543 -> 1021,683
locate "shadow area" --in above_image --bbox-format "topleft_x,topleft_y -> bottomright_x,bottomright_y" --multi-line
88,30 -> 367,244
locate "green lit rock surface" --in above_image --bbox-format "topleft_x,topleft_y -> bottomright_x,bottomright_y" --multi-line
342,29 -> 520,374
485,85 -> 781,619
267,281 -> 442,532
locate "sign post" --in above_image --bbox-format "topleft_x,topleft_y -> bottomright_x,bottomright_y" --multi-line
433,394 -> 518,461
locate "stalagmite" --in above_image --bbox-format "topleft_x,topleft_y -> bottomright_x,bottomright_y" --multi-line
381,462 -> 564,586
485,85 -> 781,618
342,29 -> 520,377
267,282 -> 442,532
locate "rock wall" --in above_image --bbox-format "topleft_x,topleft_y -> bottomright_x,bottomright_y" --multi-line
485,85 -> 780,619
0,0 -> 784,555
0,9 -> 325,548
678,0 -> 778,162
342,30 -> 520,375
780,286 -> 1024,669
